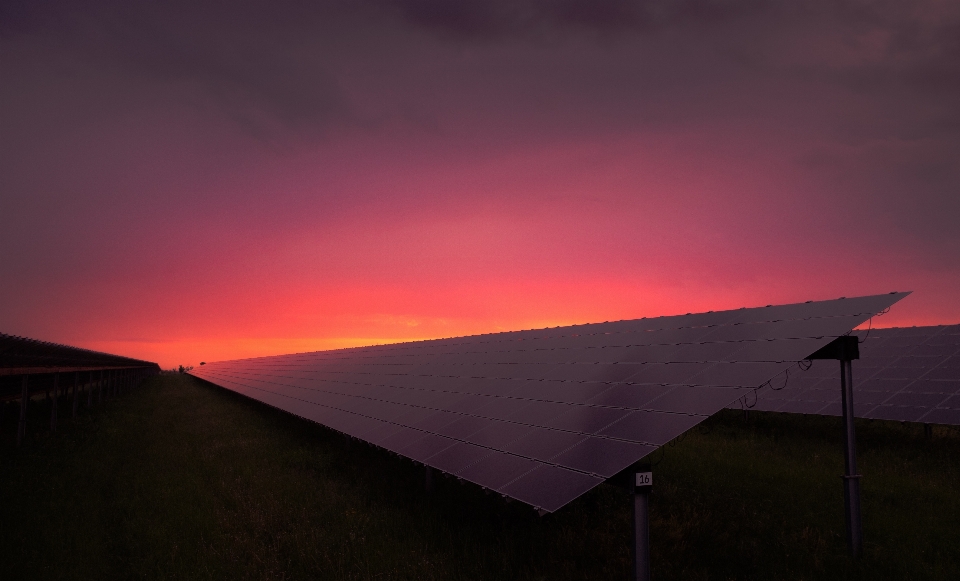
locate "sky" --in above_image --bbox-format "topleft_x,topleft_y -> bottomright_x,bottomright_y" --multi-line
1,0 -> 959,369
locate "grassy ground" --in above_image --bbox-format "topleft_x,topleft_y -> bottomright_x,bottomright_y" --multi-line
1,373 -> 958,580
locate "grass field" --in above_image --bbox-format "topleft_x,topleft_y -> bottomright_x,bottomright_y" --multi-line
2,373 -> 958,580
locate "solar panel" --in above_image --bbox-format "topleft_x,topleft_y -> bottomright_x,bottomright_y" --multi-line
743,324 -> 960,425
191,293 -> 906,513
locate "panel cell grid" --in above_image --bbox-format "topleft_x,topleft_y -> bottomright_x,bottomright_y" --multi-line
744,320 -> 960,426
191,293 -> 906,513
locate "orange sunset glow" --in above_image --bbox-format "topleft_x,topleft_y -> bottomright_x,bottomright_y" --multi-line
2,2 -> 959,368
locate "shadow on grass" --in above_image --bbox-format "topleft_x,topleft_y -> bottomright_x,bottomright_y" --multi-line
2,374 -> 958,580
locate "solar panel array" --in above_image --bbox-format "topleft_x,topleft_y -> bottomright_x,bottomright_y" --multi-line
190,293 -> 906,512
0,332 -> 160,375
744,324 -> 960,425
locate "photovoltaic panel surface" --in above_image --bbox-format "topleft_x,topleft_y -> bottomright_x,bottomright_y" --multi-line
742,324 -> 960,425
0,332 -> 159,375
190,293 -> 906,512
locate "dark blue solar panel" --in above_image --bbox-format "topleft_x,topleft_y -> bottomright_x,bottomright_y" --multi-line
922,408 -> 960,425
467,420 -> 534,449
426,442 -> 494,474
456,452 -> 540,492
499,464 -> 603,513
744,323 -> 960,426
502,428 -> 585,461
551,437 -> 656,478
191,292 -> 907,512
599,410 -> 705,446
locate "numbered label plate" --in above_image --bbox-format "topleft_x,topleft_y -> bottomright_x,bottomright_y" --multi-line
635,472 -> 653,487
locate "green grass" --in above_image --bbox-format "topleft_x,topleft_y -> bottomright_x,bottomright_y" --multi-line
1,374 -> 958,580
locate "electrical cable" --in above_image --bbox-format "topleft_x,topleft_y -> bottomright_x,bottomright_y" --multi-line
770,368 -> 789,391
859,317 -> 873,344
650,446 -> 666,466
859,307 -> 891,344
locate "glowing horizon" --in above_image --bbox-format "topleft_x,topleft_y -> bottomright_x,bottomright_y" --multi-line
2,2 -> 958,369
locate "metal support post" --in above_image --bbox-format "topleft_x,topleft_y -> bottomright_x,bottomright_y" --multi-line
97,370 -> 103,404
17,376 -> 29,446
425,466 -> 434,493
87,372 -> 93,407
633,466 -> 653,581
924,423 -> 932,440
72,372 -> 79,418
840,359 -> 863,557
51,373 -> 59,432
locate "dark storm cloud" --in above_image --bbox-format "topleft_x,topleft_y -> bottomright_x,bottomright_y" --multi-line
2,0 -> 960,359
2,0 -> 958,252
3,1 -> 958,132
1,0 -> 760,40
1,1 -> 358,137
382,0 -> 759,38
786,2 -> 960,99
4,1 -> 957,127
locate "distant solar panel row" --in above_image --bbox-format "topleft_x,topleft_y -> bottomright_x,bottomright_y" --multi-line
190,293 -> 906,512
0,332 -> 159,375
744,324 -> 960,425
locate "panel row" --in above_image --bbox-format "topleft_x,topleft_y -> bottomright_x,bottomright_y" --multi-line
743,324 -> 960,425
199,367 -> 712,448
191,293 -> 906,512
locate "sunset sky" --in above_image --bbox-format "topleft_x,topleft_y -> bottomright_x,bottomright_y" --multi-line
2,1 -> 959,369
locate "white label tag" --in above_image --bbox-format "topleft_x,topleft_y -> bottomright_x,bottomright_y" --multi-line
635,472 -> 653,487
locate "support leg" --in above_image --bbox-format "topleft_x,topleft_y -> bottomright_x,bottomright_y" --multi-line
840,359 -> 863,557
425,466 -> 434,493
633,468 -> 653,581
51,373 -> 59,432
72,372 -> 79,419
17,376 -> 29,446
98,370 -> 103,404
924,423 -> 932,440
